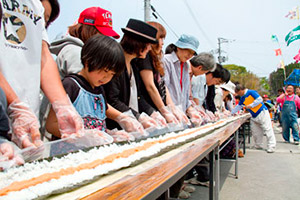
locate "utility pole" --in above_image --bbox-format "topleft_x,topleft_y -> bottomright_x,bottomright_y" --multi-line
217,37 -> 228,63
144,0 -> 151,22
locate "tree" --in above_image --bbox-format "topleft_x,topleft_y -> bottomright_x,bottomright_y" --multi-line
224,64 -> 269,95
269,62 -> 300,96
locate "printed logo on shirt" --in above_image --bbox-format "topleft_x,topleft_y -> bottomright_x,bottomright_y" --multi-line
1,1 -> 43,50
2,13 -> 26,44
1,0 -> 42,25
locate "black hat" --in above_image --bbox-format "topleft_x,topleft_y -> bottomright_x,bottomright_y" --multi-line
121,18 -> 158,44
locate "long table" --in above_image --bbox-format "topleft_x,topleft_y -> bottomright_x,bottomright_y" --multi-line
50,114 -> 250,200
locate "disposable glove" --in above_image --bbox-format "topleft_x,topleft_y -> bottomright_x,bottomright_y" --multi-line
51,96 -> 84,138
186,107 -> 203,127
150,111 -> 168,127
169,105 -> 190,125
115,110 -> 145,134
8,101 -> 43,148
159,106 -> 179,124
138,112 -> 159,129
0,142 -> 24,170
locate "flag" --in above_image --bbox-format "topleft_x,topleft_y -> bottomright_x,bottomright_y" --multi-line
274,48 -> 282,56
285,25 -> 300,46
271,35 -> 278,42
285,6 -> 299,20
294,48 -> 300,63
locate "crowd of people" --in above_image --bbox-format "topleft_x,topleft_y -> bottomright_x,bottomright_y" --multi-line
4,0 -> 300,199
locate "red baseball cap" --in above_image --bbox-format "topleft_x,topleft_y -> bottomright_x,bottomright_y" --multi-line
263,94 -> 268,98
78,7 -> 120,39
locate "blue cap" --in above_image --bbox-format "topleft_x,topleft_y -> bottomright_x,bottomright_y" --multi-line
174,34 -> 199,53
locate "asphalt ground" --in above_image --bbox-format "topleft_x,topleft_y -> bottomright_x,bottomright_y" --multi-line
187,122 -> 300,200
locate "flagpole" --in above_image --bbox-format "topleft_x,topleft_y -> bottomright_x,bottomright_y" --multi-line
276,40 -> 287,79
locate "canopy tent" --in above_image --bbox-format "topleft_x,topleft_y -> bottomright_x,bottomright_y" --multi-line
284,69 -> 300,86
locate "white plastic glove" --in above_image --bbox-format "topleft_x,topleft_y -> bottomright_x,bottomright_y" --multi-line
214,111 -> 221,121
0,142 -> 24,170
8,101 -> 43,148
169,105 -> 190,125
138,112 -> 159,129
115,111 -> 145,134
206,110 -> 217,122
186,107 -> 203,127
159,106 -> 179,124
222,109 -> 231,117
51,96 -> 84,138
150,111 -> 168,127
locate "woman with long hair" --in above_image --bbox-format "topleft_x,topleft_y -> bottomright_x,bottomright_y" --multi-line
136,22 -> 178,124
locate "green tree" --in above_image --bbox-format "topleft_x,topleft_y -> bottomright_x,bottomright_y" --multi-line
224,64 -> 267,94
269,62 -> 300,96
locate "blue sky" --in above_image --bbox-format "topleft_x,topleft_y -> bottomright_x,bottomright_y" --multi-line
47,0 -> 300,78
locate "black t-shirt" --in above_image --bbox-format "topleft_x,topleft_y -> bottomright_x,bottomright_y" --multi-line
62,74 -> 108,110
136,54 -> 166,110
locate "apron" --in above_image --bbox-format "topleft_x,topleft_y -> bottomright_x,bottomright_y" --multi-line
72,78 -> 106,131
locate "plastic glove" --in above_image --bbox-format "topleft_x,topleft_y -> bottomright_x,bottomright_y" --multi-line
186,107 -> 203,127
159,106 -> 179,124
169,105 -> 191,125
214,111 -> 221,121
138,112 -> 159,129
115,111 -> 145,134
107,129 -> 135,142
0,143 -> 24,170
194,106 -> 207,118
150,111 -> 168,127
206,110 -> 216,122
52,96 -> 84,138
7,101 -> 43,148
222,109 -> 231,117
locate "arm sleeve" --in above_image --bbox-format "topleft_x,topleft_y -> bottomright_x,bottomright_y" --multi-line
231,104 -> 243,114
104,76 -> 140,118
162,57 -> 171,87
62,77 -> 80,103
133,63 -> 156,116
205,85 -> 217,113
136,54 -> 153,71
249,96 -> 263,108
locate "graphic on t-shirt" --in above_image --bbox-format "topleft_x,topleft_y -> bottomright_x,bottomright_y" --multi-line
2,13 -> 26,44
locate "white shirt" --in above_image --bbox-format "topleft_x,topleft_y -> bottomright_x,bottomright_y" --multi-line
0,0 -> 48,116
129,68 -> 139,113
191,74 -> 207,106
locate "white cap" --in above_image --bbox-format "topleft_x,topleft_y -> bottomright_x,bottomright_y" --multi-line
220,81 -> 236,94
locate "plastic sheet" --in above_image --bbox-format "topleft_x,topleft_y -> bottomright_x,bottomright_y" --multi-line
19,129 -> 113,162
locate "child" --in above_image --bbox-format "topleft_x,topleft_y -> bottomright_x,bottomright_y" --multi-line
46,34 -> 139,142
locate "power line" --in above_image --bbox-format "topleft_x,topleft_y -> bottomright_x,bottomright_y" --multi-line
182,0 -> 215,49
150,5 -> 179,39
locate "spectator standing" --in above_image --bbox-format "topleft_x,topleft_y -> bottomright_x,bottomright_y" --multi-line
276,85 -> 300,144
